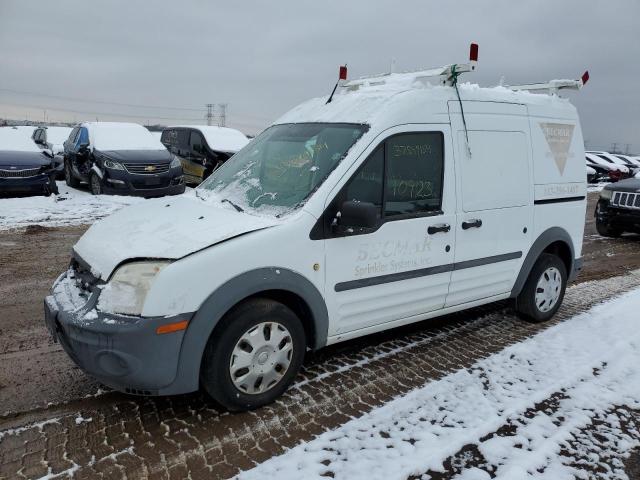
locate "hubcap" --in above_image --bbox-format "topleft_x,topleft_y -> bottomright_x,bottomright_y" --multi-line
229,322 -> 293,395
535,266 -> 562,312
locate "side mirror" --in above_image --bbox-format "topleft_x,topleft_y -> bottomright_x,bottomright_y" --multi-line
337,200 -> 379,230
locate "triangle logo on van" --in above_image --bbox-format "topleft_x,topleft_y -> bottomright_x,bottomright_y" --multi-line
539,123 -> 575,175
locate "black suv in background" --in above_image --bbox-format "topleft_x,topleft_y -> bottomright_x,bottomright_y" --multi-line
161,125 -> 248,185
63,122 -> 185,197
596,177 -> 640,237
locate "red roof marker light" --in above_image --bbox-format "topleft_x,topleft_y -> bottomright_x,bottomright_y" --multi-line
581,70 -> 590,86
469,43 -> 479,62
339,65 -> 348,81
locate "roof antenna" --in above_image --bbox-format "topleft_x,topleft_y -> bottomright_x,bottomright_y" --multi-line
326,65 -> 347,104
452,43 -> 478,158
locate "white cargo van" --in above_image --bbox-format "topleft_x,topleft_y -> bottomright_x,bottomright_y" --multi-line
45,46 -> 588,410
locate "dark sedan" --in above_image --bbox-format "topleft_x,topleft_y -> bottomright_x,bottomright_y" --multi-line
0,150 -> 59,196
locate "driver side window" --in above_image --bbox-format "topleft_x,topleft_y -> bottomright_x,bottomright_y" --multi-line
330,131 -> 444,236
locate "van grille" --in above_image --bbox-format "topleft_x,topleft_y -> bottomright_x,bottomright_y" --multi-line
0,167 -> 42,178
611,191 -> 640,210
123,163 -> 170,175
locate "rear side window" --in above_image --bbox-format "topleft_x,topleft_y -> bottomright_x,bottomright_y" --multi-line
189,131 -> 205,154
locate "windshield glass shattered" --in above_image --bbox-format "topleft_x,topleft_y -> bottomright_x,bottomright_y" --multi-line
198,123 -> 368,216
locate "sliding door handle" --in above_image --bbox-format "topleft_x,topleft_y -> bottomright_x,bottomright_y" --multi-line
428,223 -> 451,234
462,219 -> 483,230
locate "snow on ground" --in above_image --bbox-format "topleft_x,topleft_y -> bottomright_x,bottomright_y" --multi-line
240,288 -> 640,480
0,181 -> 146,231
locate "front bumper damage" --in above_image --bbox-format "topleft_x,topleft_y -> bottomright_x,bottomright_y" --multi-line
44,269 -> 193,395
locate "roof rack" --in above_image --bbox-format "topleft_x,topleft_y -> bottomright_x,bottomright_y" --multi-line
336,43 -> 479,93
508,71 -> 589,95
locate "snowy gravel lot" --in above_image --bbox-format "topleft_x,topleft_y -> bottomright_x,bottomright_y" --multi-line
0,181 -> 167,231
0,191 -> 639,480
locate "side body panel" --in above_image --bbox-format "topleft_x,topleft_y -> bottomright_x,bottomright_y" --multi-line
446,101 -> 533,306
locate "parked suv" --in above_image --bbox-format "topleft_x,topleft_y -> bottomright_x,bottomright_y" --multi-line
161,125 -> 249,185
63,122 -> 185,196
595,178 -> 640,236
45,50 -> 587,411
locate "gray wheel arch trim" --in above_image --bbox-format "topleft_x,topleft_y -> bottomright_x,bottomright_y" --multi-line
510,227 -> 576,298
171,267 -> 328,393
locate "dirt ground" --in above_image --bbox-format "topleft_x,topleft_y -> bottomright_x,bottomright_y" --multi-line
0,191 -> 639,479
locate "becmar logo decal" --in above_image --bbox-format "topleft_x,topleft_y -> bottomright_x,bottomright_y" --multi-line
540,123 -> 575,175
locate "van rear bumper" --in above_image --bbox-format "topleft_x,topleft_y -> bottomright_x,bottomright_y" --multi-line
44,273 -> 194,395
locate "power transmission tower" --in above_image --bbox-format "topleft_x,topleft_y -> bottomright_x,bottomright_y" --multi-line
218,103 -> 227,127
206,104 -> 215,126
611,142 -> 618,153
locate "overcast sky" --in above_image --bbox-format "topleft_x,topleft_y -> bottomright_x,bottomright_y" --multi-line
1,0 -> 638,152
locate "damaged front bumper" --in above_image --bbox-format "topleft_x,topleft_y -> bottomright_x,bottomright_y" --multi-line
44,270 -> 193,395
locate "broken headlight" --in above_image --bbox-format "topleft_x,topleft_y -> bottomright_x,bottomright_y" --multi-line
97,261 -> 170,316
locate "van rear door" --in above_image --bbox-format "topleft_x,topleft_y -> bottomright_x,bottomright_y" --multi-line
446,101 -> 533,307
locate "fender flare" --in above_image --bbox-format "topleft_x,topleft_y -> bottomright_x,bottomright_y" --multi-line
510,227 -> 576,298
170,267 -> 328,393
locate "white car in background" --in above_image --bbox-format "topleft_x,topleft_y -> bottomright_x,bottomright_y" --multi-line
587,151 -> 637,176
585,152 -> 628,182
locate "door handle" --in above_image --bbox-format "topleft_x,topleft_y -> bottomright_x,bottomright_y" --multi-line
428,223 -> 451,235
462,219 -> 483,230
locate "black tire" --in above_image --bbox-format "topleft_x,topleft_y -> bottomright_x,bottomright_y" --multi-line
515,253 -> 567,323
200,298 -> 306,411
64,160 -> 80,188
89,172 -> 103,195
596,219 -> 622,238
48,176 -> 59,196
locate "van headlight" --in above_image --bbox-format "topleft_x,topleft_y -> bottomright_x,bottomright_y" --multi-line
170,155 -> 182,169
600,189 -> 613,201
97,261 -> 170,316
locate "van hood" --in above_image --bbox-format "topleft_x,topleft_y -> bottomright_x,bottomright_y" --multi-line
73,194 -> 278,280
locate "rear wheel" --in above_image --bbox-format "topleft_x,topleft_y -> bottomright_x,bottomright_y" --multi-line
516,253 -> 567,323
89,172 -> 103,195
64,160 -> 80,188
200,298 -> 306,411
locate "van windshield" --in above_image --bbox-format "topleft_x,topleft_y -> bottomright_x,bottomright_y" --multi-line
199,123 -> 368,216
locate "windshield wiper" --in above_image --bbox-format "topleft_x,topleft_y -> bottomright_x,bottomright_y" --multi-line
221,198 -> 244,212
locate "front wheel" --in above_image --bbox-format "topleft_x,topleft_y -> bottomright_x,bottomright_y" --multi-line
515,253 -> 567,323
596,219 -> 622,238
64,160 -> 80,188
200,298 -> 306,411
89,172 -> 103,195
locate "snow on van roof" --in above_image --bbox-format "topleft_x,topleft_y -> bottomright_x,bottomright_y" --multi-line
275,79 -> 576,129
169,125 -> 249,153
81,122 -> 165,151
0,127 -> 40,152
